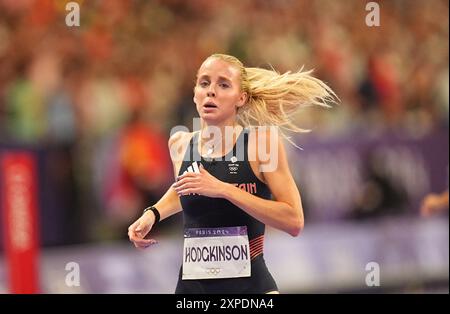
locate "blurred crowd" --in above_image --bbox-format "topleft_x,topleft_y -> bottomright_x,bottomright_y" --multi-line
0,0 -> 448,245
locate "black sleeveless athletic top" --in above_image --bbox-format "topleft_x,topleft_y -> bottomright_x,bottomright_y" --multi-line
175,128 -> 279,294
178,128 -> 271,241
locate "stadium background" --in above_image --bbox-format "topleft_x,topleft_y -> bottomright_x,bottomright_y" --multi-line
0,0 -> 448,293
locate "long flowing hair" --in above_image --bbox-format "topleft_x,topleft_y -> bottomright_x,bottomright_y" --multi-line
207,54 -> 338,143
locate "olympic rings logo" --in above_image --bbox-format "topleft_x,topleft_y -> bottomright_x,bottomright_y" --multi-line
229,166 -> 238,171
205,268 -> 221,275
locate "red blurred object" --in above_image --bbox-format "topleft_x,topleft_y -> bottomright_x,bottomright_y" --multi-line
1,152 -> 40,294
84,24 -> 113,61
368,55 -> 403,121
102,121 -> 172,222
28,0 -> 56,28
119,122 -> 172,190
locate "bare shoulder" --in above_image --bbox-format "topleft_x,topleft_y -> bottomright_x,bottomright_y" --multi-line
168,130 -> 192,147
168,130 -> 197,178
168,130 -> 195,162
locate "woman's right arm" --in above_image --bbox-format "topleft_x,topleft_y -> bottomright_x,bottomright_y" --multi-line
128,131 -> 190,249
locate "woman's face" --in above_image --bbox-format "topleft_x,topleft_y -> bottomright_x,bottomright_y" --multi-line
194,58 -> 247,124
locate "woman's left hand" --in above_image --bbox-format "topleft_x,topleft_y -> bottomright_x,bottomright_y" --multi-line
173,165 -> 228,198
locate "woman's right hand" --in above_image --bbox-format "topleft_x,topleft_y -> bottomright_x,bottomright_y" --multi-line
128,211 -> 158,249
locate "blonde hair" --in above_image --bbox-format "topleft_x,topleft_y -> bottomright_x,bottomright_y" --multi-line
207,53 -> 338,136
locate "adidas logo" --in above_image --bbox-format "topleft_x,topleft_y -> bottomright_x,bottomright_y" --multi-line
181,162 -> 201,196
184,161 -> 201,174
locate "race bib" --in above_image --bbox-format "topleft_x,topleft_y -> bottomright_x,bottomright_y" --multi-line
182,226 -> 251,280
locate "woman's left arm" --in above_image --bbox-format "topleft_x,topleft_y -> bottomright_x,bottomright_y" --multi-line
173,131 -> 304,237
222,132 -> 303,236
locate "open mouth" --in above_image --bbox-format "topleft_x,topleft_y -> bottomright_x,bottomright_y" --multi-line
203,102 -> 218,109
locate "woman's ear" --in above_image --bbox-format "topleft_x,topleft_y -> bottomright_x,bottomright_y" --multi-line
193,85 -> 199,105
237,92 -> 248,108
193,93 -> 198,105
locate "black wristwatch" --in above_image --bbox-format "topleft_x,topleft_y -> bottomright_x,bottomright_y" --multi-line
143,206 -> 160,224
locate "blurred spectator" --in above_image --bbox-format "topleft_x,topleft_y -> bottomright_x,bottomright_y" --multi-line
97,107 -> 172,238
349,150 -> 408,220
